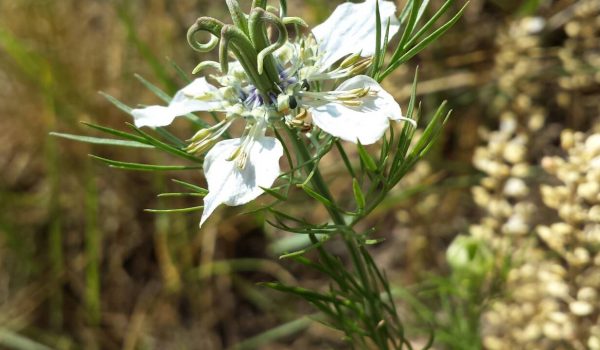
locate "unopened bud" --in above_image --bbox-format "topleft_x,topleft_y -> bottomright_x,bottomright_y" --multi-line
446,235 -> 494,277
340,53 -> 362,68
350,58 -> 373,75
186,138 -> 217,155
188,128 -> 212,142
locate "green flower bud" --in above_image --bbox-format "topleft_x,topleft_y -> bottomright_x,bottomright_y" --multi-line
446,235 -> 494,277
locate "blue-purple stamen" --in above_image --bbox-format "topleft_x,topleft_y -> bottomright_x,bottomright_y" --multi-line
242,68 -> 298,109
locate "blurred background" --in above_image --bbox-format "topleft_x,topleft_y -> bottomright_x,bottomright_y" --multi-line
0,0 -> 599,349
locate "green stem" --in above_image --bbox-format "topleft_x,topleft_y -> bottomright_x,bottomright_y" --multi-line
284,125 -> 392,349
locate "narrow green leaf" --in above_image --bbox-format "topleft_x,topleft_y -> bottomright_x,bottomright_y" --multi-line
375,19 -> 392,82
398,0 -> 415,25
371,0 -> 383,77
407,68 -> 419,119
50,132 -> 154,148
395,0 -> 421,55
279,136 -> 335,179
267,221 -> 338,235
405,0 -> 453,50
417,110 -> 451,157
144,205 -> 204,213
100,91 -> 132,114
268,207 -> 306,224
172,179 -> 208,194
157,192 -> 206,198
167,57 -> 192,83
352,178 -> 366,211
382,2 -> 468,79
288,255 -> 331,274
412,101 -> 448,155
335,141 -> 356,178
391,69 -> 419,175
279,235 -> 329,259
299,184 -> 333,208
154,127 -> 186,147
415,0 -> 432,26
356,142 -> 378,172
128,123 -> 202,163
395,110 -> 418,166
379,124 -> 391,164
135,73 -> 171,103
260,186 -> 288,201
89,155 -> 201,171
82,121 -> 151,144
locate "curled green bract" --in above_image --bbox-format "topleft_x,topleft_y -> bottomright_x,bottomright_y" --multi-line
187,17 -> 224,52
186,0 -> 294,99
282,16 -> 308,27
226,0 -> 249,34
252,9 -> 288,76
219,25 -> 256,74
251,0 -> 287,17
219,25 -> 273,94
192,61 -> 221,75
248,8 -> 285,83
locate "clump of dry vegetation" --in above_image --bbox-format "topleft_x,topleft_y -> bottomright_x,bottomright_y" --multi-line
460,1 -> 600,349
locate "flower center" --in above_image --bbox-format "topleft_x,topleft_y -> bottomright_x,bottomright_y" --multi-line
243,66 -> 298,109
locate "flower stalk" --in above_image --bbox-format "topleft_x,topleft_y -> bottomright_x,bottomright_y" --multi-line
284,124 -> 411,349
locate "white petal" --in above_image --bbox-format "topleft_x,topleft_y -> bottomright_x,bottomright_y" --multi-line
309,75 -> 402,145
199,136 -> 283,227
131,106 -> 180,128
312,0 -> 400,69
131,77 -> 223,128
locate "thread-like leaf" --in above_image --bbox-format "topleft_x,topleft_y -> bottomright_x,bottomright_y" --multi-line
300,184 -> 333,208
128,124 -> 202,163
50,132 -> 153,148
100,91 -> 132,114
144,205 -> 204,213
90,155 -> 201,171
382,2 -> 468,79
352,178 -> 366,212
81,122 -> 151,144
172,179 -> 208,194
260,186 -> 288,201
356,142 -> 378,173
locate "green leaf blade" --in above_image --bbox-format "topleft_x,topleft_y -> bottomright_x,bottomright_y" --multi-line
50,132 -> 154,149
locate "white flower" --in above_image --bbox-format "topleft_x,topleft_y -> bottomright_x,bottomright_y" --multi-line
129,0 -> 409,227
279,0 -> 412,145
131,73 -> 284,228
294,74 -> 406,145
200,118 -> 282,227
